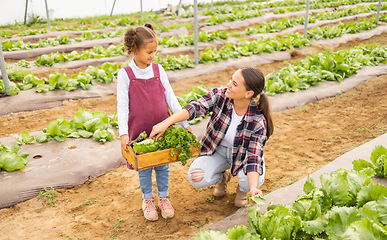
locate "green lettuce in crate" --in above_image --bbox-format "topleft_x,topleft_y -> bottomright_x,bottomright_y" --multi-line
131,128 -> 201,166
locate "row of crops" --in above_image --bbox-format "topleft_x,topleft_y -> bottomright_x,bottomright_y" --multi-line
2,3 -> 385,52
1,12 -> 386,96
0,0 -> 381,39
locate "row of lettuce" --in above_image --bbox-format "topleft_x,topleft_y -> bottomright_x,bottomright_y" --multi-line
4,12 -> 385,73
2,3 -> 385,52
2,42 -> 387,100
194,145 -> 387,240
0,84 -> 208,172
203,0 -> 383,26
0,0 -> 377,39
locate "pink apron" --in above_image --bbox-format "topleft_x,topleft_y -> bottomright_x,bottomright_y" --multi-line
124,63 -> 170,140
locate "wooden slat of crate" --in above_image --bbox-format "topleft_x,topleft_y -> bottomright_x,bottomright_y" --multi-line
121,145 -> 200,171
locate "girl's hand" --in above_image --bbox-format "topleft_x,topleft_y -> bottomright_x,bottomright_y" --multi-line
250,188 -> 263,197
120,135 -> 130,151
149,122 -> 169,141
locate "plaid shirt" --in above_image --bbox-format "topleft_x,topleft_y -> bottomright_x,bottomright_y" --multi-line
183,87 -> 267,177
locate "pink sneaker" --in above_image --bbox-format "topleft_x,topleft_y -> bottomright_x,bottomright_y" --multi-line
158,197 -> 174,219
142,198 -> 158,221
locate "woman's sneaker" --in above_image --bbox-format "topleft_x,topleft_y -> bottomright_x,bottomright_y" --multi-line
142,198 -> 158,221
158,197 -> 175,219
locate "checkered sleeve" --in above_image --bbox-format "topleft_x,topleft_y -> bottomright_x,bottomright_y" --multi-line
183,88 -> 221,120
244,120 -> 267,175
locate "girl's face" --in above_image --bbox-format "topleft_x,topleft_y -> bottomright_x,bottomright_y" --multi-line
133,39 -> 158,69
226,69 -> 253,100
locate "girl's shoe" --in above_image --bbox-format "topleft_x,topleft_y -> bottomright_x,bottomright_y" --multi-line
158,197 -> 174,219
142,198 -> 158,221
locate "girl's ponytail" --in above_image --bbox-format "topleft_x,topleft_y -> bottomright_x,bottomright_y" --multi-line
241,67 -> 274,138
144,23 -> 155,31
124,28 -> 137,55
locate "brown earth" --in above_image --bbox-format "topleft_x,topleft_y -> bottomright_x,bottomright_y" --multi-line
0,33 -> 387,240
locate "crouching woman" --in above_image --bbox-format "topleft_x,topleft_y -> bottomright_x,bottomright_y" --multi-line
150,67 -> 273,207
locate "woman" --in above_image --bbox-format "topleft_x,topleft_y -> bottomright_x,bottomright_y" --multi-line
150,67 -> 273,207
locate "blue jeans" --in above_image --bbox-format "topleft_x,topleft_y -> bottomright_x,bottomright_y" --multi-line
138,164 -> 169,199
187,145 -> 265,192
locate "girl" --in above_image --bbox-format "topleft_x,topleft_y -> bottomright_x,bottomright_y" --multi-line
117,23 -> 190,221
150,67 -> 273,207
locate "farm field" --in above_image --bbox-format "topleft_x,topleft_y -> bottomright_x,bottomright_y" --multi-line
0,1 -> 386,239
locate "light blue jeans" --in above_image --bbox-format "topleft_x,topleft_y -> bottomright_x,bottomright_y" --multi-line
138,164 -> 169,199
187,145 -> 265,192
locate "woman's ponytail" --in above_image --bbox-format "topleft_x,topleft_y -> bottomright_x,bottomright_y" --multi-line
258,93 -> 273,138
241,67 -> 274,138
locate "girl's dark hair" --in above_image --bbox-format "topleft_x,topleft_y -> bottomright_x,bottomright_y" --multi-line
124,23 -> 157,54
241,67 -> 274,138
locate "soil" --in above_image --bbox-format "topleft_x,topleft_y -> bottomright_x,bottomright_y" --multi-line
1,24 -> 387,240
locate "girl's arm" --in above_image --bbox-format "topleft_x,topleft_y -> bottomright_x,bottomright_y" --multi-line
149,109 -> 190,140
117,68 -> 130,150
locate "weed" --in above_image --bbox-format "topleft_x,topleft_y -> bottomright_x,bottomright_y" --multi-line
72,197 -> 96,209
196,218 -> 207,228
38,187 -> 57,207
108,232 -> 117,240
112,218 -> 124,230
205,197 -> 215,203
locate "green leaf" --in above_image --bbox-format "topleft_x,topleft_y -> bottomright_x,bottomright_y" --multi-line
340,218 -> 387,240
303,175 -> 316,194
370,145 -> 387,166
357,183 -> 387,207
352,159 -> 374,172
193,230 -> 228,240
325,206 -> 362,238
250,195 -> 266,205
226,225 -> 250,240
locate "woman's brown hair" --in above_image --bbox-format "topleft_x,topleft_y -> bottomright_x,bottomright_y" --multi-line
124,23 -> 157,55
241,67 -> 274,138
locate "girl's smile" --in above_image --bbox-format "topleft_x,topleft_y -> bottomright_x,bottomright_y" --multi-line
133,40 -> 158,69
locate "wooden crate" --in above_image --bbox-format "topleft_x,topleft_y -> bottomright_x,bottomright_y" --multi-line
121,145 -> 200,171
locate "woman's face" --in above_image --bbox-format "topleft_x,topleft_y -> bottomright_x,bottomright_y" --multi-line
133,39 -> 158,69
226,69 -> 253,100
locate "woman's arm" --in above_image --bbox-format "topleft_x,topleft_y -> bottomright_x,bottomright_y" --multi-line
159,65 -> 190,129
247,172 -> 263,197
149,109 -> 190,140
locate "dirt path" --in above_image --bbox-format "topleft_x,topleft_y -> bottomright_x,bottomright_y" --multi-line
0,31 -> 387,240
